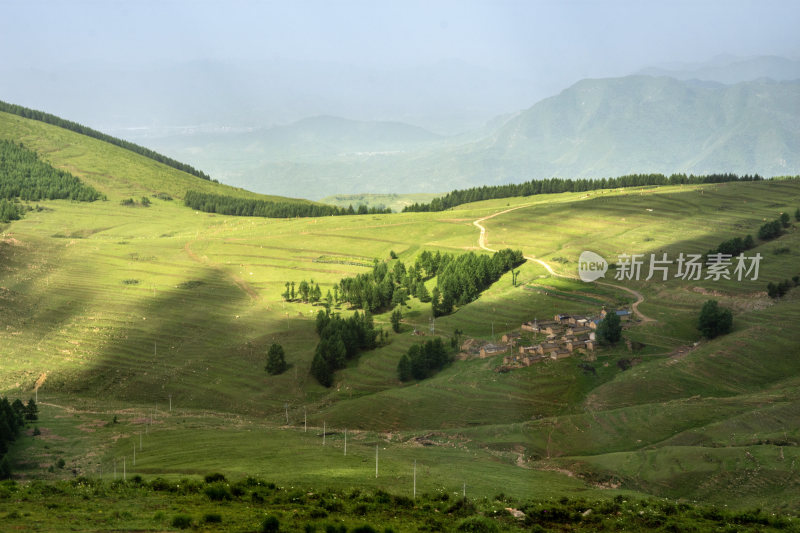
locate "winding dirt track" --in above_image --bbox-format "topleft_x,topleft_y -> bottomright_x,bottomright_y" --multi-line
472,206 -> 655,322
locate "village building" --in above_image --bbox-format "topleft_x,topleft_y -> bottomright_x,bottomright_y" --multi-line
566,315 -> 588,325
501,332 -> 521,344
550,349 -> 571,360
567,339 -> 595,352
537,342 -> 559,355
600,308 -> 631,321
554,314 -> 572,324
480,343 -> 508,358
566,325 -> 593,337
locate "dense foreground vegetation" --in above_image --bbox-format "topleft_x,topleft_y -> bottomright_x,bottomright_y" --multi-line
403,173 -> 773,212
0,100 -> 214,181
184,190 -> 391,218
1,477 -> 797,532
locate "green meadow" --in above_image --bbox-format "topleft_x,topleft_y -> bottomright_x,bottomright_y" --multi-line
2,109 -> 800,528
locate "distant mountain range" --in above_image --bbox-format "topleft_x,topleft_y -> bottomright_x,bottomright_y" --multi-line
147,74 -> 799,198
637,54 -> 800,84
10,55 -> 794,199
444,75 -> 800,184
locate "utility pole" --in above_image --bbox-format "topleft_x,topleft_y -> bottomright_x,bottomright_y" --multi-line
169,394 -> 172,412
463,481 -> 466,498
375,445 -> 379,478
140,432 -> 142,450
344,429 -> 347,456
323,421 -> 326,446
304,407 -> 307,433
284,402 -> 289,425
413,459 -> 416,499
123,457 -> 126,481
133,442 -> 136,466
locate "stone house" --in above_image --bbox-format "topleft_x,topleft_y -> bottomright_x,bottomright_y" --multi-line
480,343 -> 508,358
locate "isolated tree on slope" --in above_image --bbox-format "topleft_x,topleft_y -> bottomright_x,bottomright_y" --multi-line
597,312 -> 622,345
265,344 -> 287,375
697,300 -> 733,339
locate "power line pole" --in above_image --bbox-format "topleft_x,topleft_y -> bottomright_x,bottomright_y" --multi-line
169,394 -> 172,412
375,445 -> 379,478
123,457 -> 126,481
463,481 -> 466,498
413,459 -> 416,499
344,429 -> 347,456
133,442 -> 136,466
304,407 -> 307,433
284,402 -> 289,425
323,421 -> 326,446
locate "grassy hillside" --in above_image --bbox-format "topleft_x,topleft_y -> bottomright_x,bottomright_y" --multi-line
0,110 -> 313,204
3,112 -> 800,516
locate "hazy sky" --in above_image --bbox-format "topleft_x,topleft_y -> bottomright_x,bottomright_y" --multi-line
1,0 -> 799,136
3,0 -> 798,75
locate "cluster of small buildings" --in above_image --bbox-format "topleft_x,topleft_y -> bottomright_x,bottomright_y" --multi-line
458,308 -> 631,369
504,309 -> 630,369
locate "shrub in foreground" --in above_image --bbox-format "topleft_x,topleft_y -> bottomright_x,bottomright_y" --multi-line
171,514 -> 192,529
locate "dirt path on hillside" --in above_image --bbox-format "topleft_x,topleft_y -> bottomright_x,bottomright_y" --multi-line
183,241 -> 259,300
473,206 -> 655,322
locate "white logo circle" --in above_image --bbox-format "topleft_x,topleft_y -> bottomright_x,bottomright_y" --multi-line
578,251 -> 608,282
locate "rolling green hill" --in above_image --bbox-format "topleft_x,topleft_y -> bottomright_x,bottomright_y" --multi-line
3,109 -> 800,520
0,110 -> 315,204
